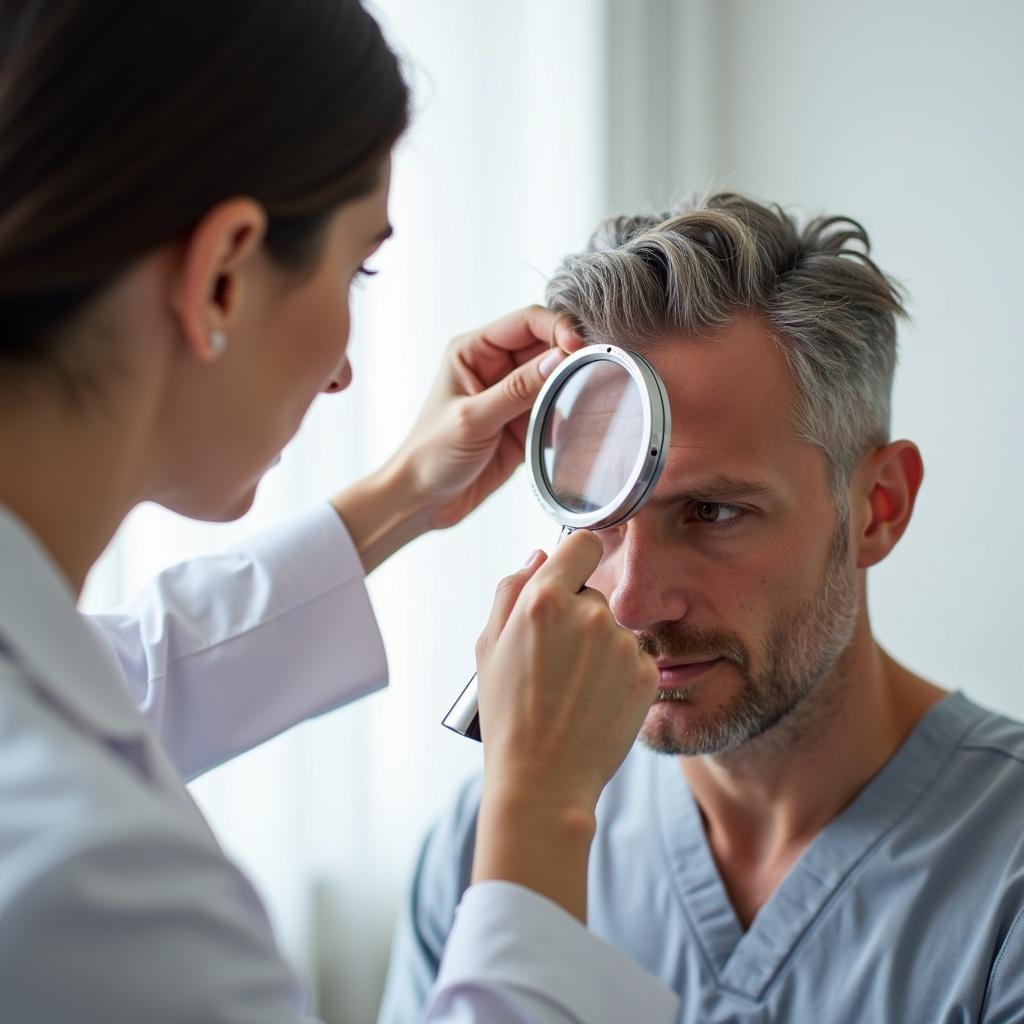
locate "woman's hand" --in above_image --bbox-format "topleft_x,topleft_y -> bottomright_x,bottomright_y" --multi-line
394,304 -> 582,530
331,305 -> 582,573
471,531 -> 660,922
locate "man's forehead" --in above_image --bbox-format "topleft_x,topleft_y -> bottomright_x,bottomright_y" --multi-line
620,315 -> 826,504
639,317 -> 800,452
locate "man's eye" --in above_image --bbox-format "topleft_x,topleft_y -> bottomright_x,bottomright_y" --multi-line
691,502 -> 743,525
353,263 -> 378,284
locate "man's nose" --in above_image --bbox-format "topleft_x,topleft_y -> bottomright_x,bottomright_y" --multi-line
598,521 -> 689,632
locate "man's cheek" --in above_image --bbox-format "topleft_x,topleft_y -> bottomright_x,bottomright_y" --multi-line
586,557 -> 616,601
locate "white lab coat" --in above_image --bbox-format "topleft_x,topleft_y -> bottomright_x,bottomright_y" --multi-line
0,502 -> 678,1023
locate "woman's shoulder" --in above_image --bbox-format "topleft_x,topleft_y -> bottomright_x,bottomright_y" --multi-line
0,655 -> 212,902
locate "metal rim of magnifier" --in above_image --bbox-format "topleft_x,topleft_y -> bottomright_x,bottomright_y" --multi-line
525,343 -> 671,531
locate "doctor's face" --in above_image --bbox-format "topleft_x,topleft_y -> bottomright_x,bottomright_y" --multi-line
172,161 -> 393,521
586,315 -> 861,757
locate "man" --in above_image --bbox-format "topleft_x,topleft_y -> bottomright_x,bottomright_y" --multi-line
378,194 -> 1024,1022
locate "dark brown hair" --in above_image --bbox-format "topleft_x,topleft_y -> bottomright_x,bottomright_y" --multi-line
0,0 -> 408,372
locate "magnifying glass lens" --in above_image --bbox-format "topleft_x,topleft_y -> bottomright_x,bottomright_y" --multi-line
541,360 -> 645,514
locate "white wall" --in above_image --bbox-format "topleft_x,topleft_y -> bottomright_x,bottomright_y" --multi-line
608,0 -> 1024,718
720,0 -> 1024,717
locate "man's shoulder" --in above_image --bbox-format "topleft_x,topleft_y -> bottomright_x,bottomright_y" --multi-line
930,693 -> 1024,841
954,692 -> 1024,769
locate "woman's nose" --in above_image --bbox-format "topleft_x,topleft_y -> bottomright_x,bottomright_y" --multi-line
322,357 -> 353,394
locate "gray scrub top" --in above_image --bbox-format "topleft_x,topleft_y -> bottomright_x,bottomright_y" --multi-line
380,693 -> 1024,1023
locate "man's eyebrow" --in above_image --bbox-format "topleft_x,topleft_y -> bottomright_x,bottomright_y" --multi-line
646,475 -> 779,507
371,224 -> 394,245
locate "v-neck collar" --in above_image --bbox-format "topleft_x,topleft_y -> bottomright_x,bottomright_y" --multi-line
653,693 -> 984,1001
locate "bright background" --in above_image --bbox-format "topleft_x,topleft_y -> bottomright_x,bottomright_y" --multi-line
80,2 -> 1024,1021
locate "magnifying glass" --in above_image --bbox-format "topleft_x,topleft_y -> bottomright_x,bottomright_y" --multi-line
442,343 -> 671,741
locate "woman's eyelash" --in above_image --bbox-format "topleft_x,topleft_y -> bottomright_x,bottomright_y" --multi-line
355,264 -> 378,279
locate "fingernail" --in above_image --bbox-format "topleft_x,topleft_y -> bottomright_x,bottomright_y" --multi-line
556,324 -> 584,348
539,349 -> 563,377
522,549 -> 542,569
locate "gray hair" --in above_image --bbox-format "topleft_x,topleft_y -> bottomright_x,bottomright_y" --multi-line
545,193 -> 907,495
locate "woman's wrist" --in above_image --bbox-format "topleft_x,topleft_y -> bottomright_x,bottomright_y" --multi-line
472,784 -> 597,924
329,453 -> 434,575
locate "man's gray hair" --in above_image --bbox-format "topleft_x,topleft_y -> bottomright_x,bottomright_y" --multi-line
545,193 -> 907,494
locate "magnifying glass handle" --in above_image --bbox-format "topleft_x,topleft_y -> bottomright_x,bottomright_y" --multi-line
442,527 -> 574,743
442,673 -> 482,741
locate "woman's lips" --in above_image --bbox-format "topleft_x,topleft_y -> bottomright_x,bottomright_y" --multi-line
657,658 -> 723,687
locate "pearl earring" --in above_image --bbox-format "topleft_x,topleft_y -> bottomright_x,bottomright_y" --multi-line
209,328 -> 227,357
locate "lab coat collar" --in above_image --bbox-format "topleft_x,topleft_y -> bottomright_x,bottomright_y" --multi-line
0,504 -> 143,740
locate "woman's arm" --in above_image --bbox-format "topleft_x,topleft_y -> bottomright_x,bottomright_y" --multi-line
87,305 -> 573,775
426,532 -> 678,1022
332,305 -> 574,574
86,503 -> 386,779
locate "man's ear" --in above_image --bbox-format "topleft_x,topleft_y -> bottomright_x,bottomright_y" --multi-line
171,198 -> 267,362
851,440 -> 924,569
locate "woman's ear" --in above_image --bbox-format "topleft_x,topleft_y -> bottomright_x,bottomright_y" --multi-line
851,440 -> 924,569
171,198 -> 267,362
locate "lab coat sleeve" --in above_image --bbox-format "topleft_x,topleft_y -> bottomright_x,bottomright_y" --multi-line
85,503 -> 387,780
425,882 -> 681,1024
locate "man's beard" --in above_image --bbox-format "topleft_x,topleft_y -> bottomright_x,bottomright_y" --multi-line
638,514 -> 858,757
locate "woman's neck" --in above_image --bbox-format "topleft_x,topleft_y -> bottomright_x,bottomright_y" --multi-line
0,377 -> 158,596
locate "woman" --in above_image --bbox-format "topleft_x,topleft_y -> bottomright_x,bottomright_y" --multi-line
0,2 -> 677,1021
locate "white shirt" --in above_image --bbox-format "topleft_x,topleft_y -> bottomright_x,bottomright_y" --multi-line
0,502 -> 678,1023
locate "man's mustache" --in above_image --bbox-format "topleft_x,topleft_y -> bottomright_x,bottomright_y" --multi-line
637,625 -> 749,671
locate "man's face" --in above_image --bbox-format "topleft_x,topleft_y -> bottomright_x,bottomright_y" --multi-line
586,314 -> 860,757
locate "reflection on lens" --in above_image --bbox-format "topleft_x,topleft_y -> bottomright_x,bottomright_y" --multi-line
541,360 -> 645,513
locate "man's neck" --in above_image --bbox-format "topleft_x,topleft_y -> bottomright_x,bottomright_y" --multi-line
680,622 -> 946,927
